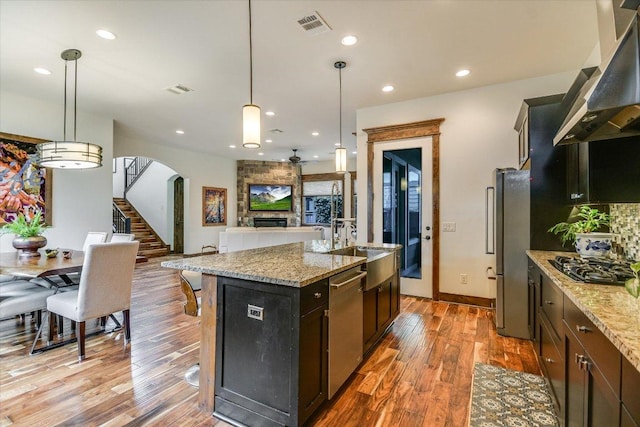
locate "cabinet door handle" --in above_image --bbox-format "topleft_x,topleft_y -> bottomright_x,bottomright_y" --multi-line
545,358 -> 554,364
575,353 -> 585,364
314,292 -> 322,299
544,300 -> 553,305
580,359 -> 590,371
576,325 -> 590,333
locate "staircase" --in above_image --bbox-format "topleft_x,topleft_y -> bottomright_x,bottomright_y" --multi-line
113,198 -> 171,258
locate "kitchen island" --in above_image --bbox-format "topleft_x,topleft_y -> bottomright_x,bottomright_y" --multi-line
527,250 -> 640,426
161,241 -> 401,426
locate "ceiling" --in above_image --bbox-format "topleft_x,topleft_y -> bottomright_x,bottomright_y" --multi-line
0,1 -> 599,163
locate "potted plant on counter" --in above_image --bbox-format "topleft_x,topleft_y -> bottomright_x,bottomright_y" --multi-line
1,209 -> 48,258
548,205 -> 613,257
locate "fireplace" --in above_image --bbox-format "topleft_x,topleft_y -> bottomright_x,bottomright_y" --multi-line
254,217 -> 288,228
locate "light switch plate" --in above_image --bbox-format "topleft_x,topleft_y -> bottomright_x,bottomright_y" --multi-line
443,222 -> 456,232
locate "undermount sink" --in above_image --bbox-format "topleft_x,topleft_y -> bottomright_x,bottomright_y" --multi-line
330,246 -> 396,291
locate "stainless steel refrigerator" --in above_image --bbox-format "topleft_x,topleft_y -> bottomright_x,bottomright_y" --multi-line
495,168 -> 530,339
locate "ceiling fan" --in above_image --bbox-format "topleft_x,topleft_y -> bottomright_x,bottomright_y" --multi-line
288,149 -> 303,164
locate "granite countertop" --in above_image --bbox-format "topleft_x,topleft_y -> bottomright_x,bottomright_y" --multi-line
161,241 -> 401,288
527,250 -> 640,372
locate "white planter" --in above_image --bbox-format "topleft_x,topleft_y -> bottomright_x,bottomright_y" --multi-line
574,233 -> 614,258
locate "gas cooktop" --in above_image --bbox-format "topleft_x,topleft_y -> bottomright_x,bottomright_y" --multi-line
548,255 -> 634,285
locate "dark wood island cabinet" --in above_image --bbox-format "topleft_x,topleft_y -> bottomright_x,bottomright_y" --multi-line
214,276 -> 328,427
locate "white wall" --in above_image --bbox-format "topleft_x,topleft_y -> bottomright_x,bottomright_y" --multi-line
114,131 -> 237,254
356,70 -> 578,299
112,157 -> 126,198
1,90 -> 113,252
126,161 -> 177,245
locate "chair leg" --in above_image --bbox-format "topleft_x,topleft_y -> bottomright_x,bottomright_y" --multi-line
57,315 -> 64,337
36,310 -> 42,328
78,321 -> 86,361
30,311 -> 49,355
123,309 -> 131,345
48,311 -> 55,342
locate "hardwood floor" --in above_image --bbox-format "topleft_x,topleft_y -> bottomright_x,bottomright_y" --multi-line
0,257 -> 540,426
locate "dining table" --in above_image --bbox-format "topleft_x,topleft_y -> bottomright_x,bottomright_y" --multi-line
1,250 -> 85,287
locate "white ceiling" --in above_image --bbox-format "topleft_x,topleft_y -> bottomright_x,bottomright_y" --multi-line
0,1 -> 599,163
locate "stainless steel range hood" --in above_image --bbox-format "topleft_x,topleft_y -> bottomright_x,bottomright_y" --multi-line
554,10 -> 640,145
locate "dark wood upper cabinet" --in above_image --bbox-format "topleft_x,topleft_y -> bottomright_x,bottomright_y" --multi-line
566,137 -> 640,204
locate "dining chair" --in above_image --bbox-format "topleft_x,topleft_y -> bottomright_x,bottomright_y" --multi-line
43,240 -> 140,361
31,231 -> 110,290
110,233 -> 135,242
82,231 -> 109,251
0,280 -> 55,325
179,270 -> 202,386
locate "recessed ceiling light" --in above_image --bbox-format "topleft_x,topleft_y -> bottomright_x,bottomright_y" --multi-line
313,155 -> 319,159
96,29 -> 117,40
34,67 -> 51,75
382,85 -> 394,93
311,131 -> 319,136
456,69 -> 470,77
265,139 -> 273,143
280,158 -> 286,162
258,152 -> 264,156
229,144 -> 236,148
341,35 -> 358,46
265,111 -> 275,116
175,129 -> 184,134
334,142 -> 340,146
352,151 -> 357,155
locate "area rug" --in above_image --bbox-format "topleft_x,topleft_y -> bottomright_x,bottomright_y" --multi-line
469,363 -> 558,427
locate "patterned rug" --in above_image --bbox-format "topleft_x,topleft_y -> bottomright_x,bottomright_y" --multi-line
469,363 -> 558,427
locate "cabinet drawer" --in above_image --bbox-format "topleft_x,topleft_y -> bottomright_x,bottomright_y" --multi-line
301,279 -> 328,314
622,356 -> 640,425
540,276 -> 563,338
563,296 -> 621,397
539,316 -> 564,415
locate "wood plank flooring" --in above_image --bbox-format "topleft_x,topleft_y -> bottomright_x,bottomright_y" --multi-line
0,257 -> 539,426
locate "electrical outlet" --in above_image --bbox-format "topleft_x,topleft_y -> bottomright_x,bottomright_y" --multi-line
443,222 -> 456,232
460,273 -> 468,284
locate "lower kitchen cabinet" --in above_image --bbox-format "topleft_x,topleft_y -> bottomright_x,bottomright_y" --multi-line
564,327 -> 620,427
363,273 -> 399,355
214,276 -> 328,427
540,315 -> 564,419
528,254 -> 640,427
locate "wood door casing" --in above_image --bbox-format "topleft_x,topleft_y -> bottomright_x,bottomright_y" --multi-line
363,118 -> 444,300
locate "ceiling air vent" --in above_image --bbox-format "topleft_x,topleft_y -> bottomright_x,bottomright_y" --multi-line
297,11 -> 331,36
165,84 -> 194,95
269,128 -> 284,134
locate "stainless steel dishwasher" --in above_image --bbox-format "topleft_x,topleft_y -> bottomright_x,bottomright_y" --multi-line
328,267 -> 366,399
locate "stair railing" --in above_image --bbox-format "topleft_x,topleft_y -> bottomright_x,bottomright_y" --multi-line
112,202 -> 131,233
124,157 -> 153,196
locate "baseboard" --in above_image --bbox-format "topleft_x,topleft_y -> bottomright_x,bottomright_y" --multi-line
439,292 -> 495,308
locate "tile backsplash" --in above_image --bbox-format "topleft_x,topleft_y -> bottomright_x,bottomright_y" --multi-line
610,204 -> 640,261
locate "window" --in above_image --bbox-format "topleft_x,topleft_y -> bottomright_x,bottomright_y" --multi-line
302,174 -> 344,225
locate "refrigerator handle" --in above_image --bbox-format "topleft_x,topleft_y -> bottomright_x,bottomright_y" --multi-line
485,186 -> 495,254
496,275 -> 504,329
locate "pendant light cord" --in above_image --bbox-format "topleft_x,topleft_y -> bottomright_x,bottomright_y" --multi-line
249,0 -> 253,104
73,55 -> 78,141
63,59 -> 68,141
339,65 -> 342,149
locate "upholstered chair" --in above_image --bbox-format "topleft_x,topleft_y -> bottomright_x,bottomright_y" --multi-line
45,241 -> 139,361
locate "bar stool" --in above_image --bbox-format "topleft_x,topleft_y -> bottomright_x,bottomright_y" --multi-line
179,270 -> 201,387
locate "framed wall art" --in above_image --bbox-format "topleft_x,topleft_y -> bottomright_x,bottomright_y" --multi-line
202,186 -> 227,226
0,132 -> 53,225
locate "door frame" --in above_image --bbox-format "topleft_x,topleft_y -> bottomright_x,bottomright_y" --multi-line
363,118 -> 444,300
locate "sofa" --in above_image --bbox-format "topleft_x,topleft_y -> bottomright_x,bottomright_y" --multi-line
218,227 -> 322,253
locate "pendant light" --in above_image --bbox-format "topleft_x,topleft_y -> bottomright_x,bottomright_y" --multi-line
242,0 -> 261,149
37,49 -> 102,169
335,61 -> 347,173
